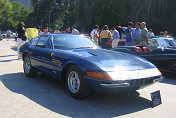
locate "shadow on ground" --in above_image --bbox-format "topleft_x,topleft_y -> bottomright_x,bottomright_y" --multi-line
0,72 -> 153,118
0,55 -> 16,58
11,46 -> 17,51
161,73 -> 176,85
0,59 -> 18,62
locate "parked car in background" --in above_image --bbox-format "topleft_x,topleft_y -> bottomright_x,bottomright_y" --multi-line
19,34 -> 163,99
148,36 -> 176,49
112,36 -> 176,73
1,31 -> 16,39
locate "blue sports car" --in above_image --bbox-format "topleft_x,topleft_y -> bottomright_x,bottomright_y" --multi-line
19,34 -> 163,99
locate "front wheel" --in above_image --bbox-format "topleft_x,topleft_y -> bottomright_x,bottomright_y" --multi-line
66,65 -> 90,99
23,55 -> 37,77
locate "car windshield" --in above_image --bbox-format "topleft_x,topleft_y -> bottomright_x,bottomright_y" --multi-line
53,35 -> 100,49
149,38 -> 176,49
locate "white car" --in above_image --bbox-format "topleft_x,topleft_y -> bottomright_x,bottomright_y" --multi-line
1,32 -> 16,39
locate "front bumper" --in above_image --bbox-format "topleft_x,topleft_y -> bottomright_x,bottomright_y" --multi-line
85,76 -> 163,93
100,76 -> 163,88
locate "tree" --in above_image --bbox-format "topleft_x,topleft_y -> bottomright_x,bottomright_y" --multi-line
0,0 -> 32,31
11,2 -> 32,29
74,0 -> 176,34
0,0 -> 13,30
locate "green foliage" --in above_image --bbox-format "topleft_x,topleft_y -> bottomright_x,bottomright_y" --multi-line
28,0 -> 75,30
1,0 -> 175,34
74,0 -> 176,34
0,0 -> 32,31
11,2 -> 32,29
0,0 -> 13,30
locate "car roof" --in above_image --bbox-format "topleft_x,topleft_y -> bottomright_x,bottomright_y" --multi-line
40,33 -> 85,37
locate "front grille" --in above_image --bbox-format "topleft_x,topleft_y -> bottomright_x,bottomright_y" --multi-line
113,76 -> 161,86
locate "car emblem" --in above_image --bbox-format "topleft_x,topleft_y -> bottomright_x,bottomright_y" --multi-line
51,53 -> 54,57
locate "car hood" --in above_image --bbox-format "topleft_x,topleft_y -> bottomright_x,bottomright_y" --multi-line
61,48 -> 161,80
71,49 -> 161,80
70,48 -> 155,71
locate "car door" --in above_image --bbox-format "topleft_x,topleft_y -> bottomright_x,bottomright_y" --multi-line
32,36 -> 53,74
28,36 -> 38,66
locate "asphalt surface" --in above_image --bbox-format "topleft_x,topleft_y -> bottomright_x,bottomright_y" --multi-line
0,39 -> 176,118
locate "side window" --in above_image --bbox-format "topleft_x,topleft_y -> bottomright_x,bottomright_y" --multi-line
36,36 -> 49,48
45,39 -> 52,49
29,37 -> 39,46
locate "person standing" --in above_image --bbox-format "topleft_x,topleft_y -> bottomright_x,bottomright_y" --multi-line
65,27 -> 71,33
44,27 -> 48,34
124,22 -> 133,46
164,31 -> 168,36
16,22 -> 26,59
6,29 -> 11,39
54,27 -> 60,33
132,22 -> 141,46
100,25 -> 112,49
138,22 -> 149,46
90,25 -> 99,44
111,27 -> 120,48
72,25 -> 79,34
148,29 -> 155,38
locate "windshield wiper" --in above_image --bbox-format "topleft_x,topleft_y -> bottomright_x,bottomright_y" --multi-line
73,47 -> 93,49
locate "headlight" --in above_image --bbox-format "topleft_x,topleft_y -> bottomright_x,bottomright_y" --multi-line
86,72 -> 112,81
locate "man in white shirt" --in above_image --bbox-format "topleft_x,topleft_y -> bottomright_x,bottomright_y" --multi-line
111,27 -> 120,48
72,25 -> 79,34
90,25 -> 99,44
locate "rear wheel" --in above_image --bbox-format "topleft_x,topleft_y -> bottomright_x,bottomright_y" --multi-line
23,55 -> 37,77
66,65 -> 90,99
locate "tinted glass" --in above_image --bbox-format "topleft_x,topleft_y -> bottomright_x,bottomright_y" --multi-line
53,35 -> 99,49
45,39 -> 52,49
163,38 -> 176,47
36,36 -> 49,48
149,38 -> 176,48
149,39 -> 159,47
29,37 -> 39,46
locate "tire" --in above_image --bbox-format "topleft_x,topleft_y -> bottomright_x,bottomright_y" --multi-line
23,55 -> 37,77
66,65 -> 90,99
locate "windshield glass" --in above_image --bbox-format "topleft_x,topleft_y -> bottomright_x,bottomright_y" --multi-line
53,35 -> 100,49
149,38 -> 176,49
163,38 -> 176,47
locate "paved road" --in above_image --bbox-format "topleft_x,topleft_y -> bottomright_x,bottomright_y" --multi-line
0,39 -> 176,118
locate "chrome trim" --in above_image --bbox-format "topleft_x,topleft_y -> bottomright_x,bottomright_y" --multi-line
101,83 -> 130,88
101,76 -> 163,88
153,76 -> 164,83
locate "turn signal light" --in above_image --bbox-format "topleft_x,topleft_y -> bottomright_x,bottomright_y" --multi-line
157,68 -> 162,75
86,72 -> 112,81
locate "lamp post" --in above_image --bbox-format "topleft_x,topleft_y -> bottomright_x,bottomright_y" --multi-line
49,11 -> 51,31
27,0 -> 30,7
41,19 -> 43,31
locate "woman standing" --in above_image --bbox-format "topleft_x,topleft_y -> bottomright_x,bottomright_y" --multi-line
100,25 -> 112,49
16,22 -> 26,59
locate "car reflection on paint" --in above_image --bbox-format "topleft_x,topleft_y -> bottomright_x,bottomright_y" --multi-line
19,34 -> 163,99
